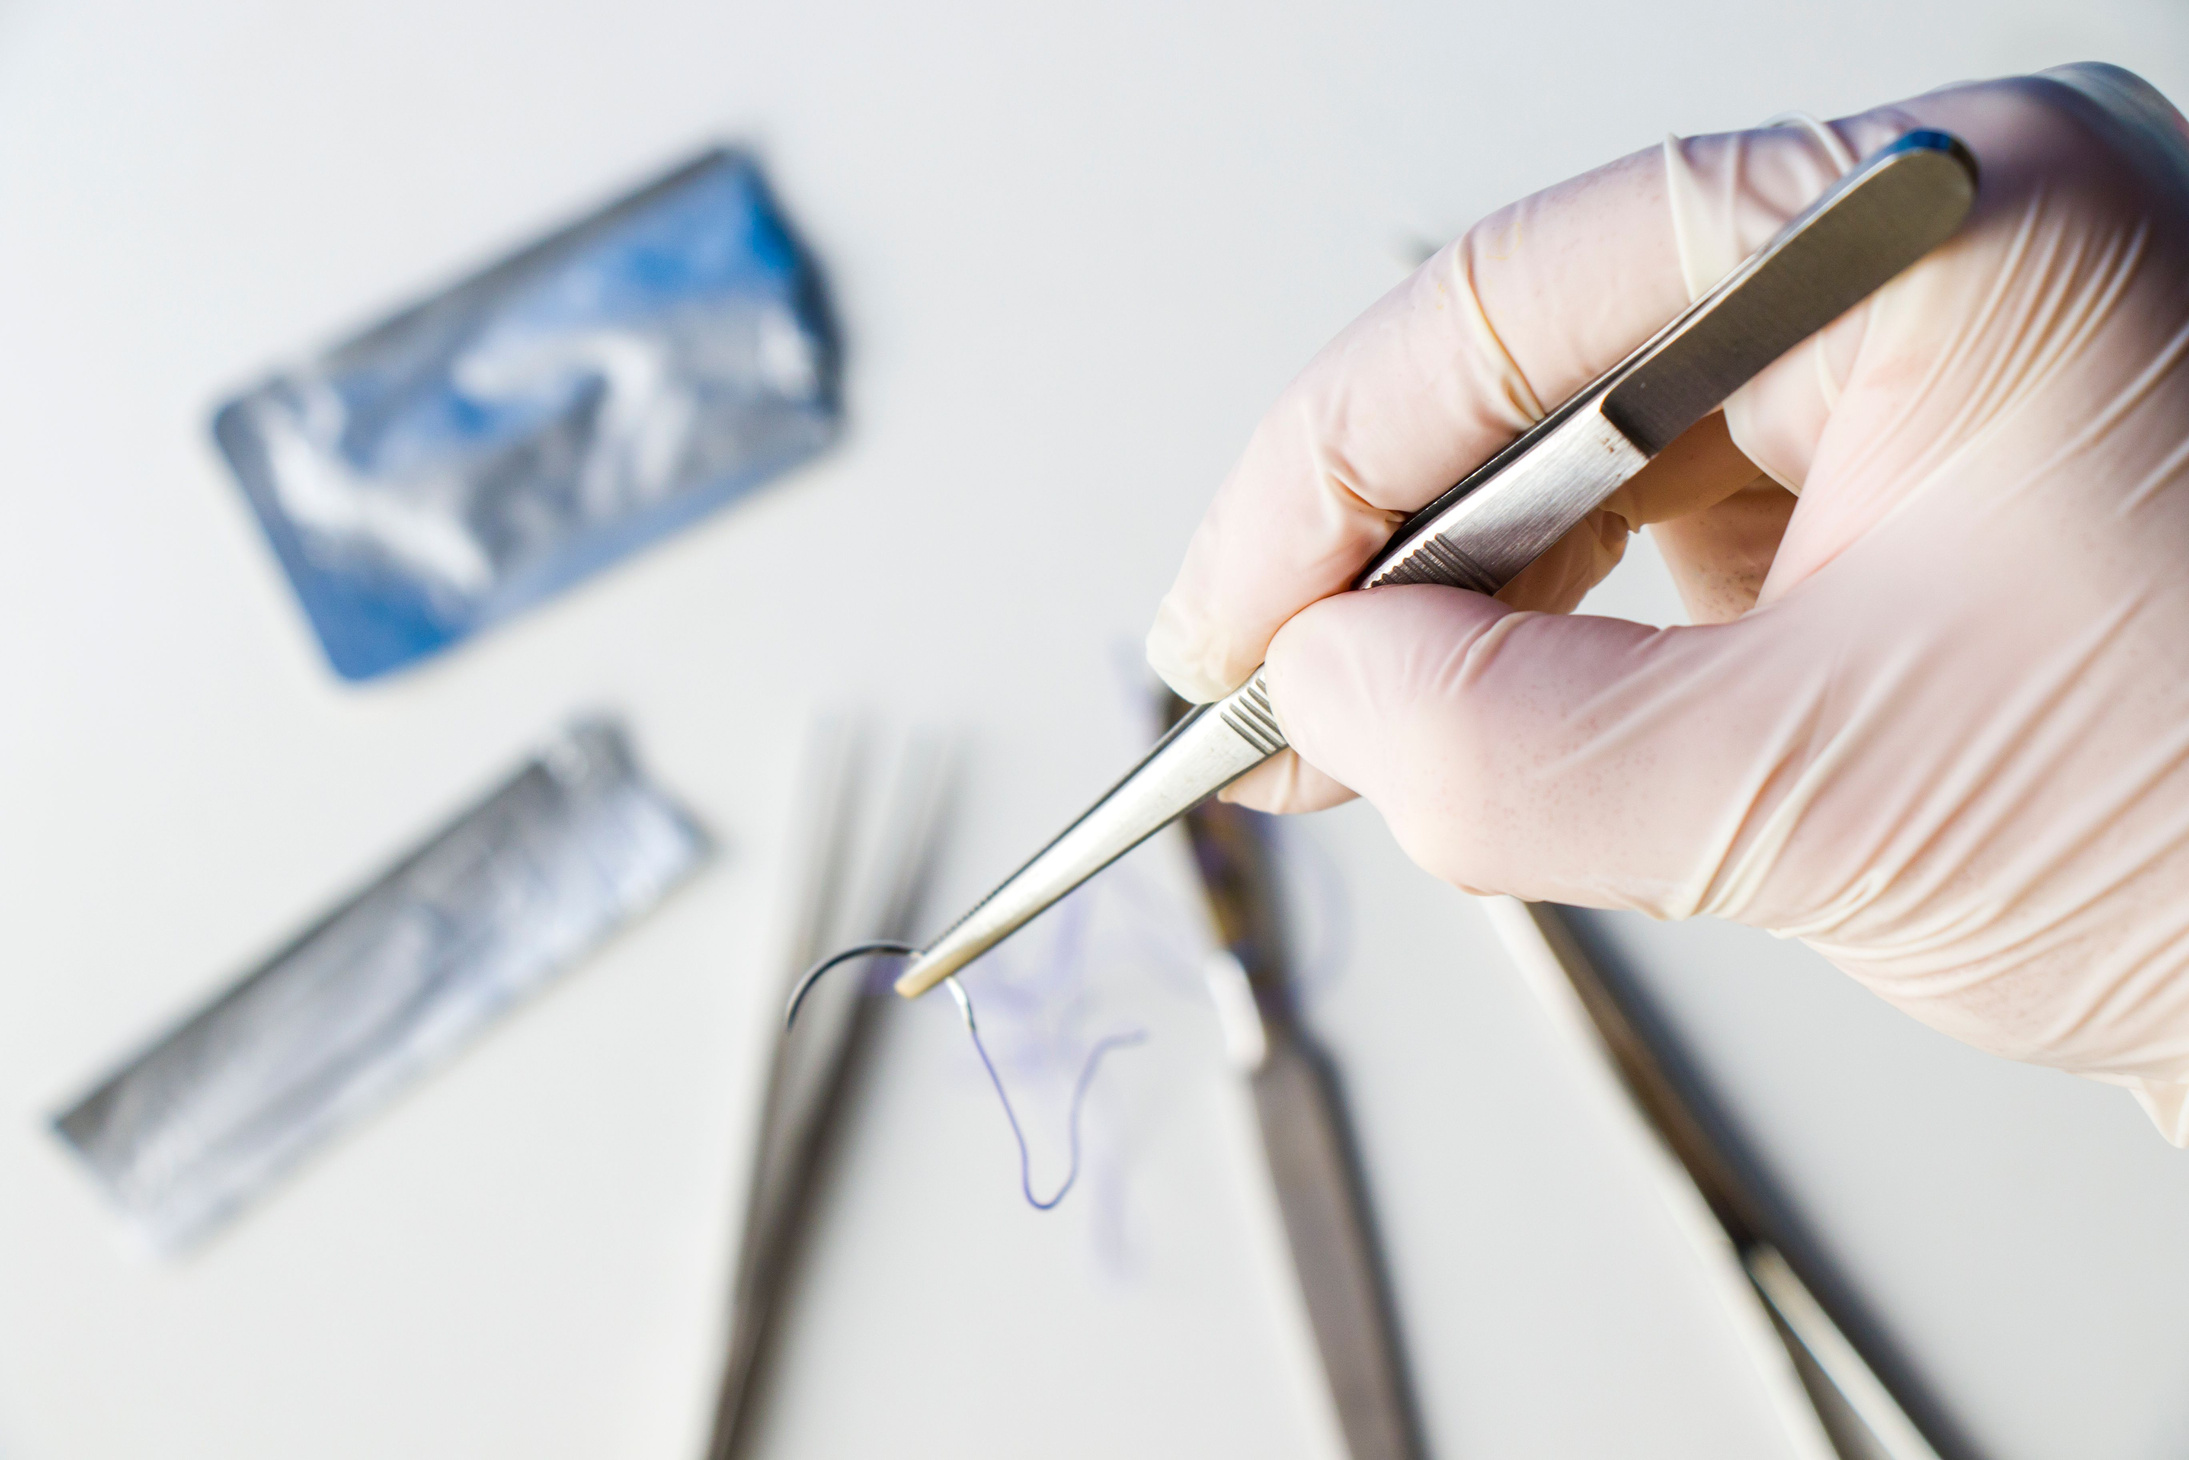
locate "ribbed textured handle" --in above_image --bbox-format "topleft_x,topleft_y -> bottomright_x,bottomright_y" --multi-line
1218,672 -> 1285,757
894,672 -> 1285,996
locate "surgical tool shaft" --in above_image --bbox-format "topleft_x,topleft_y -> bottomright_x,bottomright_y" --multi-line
896,129 -> 1978,1000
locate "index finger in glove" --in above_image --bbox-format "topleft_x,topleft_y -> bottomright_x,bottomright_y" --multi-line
1145,145 -> 1698,703
1145,122 -> 1866,704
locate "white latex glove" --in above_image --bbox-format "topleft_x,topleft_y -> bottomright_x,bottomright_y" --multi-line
1145,66 -> 2189,1141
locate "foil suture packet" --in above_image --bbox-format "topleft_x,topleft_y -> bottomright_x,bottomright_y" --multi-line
214,149 -> 838,680
52,718 -> 710,1254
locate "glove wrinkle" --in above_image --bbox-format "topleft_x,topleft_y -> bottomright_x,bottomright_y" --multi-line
1446,230 -> 1550,434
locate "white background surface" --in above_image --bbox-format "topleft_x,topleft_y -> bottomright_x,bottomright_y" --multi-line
4,2 -> 2189,1457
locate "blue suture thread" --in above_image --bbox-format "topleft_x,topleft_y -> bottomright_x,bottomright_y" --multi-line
782,941 -> 1148,1212
946,976 -> 1147,1211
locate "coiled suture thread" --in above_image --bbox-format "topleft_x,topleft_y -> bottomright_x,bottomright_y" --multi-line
784,941 -> 1146,1210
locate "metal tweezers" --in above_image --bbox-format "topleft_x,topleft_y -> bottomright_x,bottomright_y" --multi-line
894,128 -> 1979,1000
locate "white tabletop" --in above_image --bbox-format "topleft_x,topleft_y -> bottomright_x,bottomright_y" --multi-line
3,3 -> 2188,1456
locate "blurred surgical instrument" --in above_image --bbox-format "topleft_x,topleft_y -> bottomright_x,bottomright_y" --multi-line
1173,720 -> 1425,1460
1485,899 -> 1947,1460
892,129 -> 1977,1000
703,726 -> 951,1459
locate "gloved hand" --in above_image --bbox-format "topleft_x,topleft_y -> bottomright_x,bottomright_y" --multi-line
1145,65 -> 2189,1141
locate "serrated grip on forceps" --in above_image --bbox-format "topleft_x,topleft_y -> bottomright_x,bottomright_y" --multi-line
894,129 -> 1978,1000
891,673 -> 1284,998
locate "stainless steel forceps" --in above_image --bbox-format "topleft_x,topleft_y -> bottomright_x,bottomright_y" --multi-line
895,128 -> 1978,1001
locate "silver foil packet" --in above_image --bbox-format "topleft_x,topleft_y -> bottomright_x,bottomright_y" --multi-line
214,149 -> 838,681
52,718 -> 710,1253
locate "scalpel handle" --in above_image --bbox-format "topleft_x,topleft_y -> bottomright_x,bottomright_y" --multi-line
894,130 -> 1977,999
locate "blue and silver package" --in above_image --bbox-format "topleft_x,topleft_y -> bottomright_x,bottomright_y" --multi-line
214,150 -> 838,680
